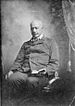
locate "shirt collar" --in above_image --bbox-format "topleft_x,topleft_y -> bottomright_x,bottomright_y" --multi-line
31,34 -> 44,41
38,34 -> 44,40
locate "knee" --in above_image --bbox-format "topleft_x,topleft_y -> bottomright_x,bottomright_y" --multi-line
27,77 -> 39,89
6,72 -> 28,90
28,77 -> 39,83
5,72 -> 28,86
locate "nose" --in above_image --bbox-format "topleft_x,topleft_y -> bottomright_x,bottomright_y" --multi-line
33,28 -> 36,32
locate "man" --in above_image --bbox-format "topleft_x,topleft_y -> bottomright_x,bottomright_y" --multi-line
5,20 -> 59,91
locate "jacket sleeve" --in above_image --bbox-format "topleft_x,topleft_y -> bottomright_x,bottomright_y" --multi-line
10,42 -> 30,72
46,39 -> 59,76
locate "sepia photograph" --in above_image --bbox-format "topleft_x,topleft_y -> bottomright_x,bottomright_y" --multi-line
1,0 -> 75,106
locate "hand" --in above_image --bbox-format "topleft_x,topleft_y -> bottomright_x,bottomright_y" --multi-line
31,70 -> 38,74
38,68 -> 46,75
5,71 -> 13,79
55,71 -> 59,77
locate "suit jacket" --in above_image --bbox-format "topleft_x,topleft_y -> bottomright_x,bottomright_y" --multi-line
10,36 -> 59,75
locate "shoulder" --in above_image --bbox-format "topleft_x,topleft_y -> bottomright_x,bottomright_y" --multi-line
21,39 -> 31,48
23,39 -> 31,44
44,37 -> 54,44
44,37 -> 58,50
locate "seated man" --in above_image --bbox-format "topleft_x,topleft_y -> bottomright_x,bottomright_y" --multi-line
5,20 -> 59,92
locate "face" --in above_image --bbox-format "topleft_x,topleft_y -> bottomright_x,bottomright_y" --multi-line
30,20 -> 43,38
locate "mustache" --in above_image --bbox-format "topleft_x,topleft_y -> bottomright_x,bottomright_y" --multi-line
32,32 -> 39,35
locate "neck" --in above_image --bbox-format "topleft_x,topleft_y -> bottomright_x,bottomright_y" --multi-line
32,34 -> 44,40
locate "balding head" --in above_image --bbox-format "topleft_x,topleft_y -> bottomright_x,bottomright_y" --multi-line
30,20 -> 43,28
30,20 -> 43,38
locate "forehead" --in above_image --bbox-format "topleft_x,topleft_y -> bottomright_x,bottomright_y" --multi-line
31,20 -> 42,28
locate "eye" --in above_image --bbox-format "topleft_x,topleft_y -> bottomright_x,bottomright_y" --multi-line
35,27 -> 39,29
31,27 -> 38,30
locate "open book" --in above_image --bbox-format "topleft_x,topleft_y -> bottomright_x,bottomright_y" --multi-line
31,68 -> 46,74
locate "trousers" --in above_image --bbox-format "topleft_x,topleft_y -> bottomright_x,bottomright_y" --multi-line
7,71 -> 49,92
